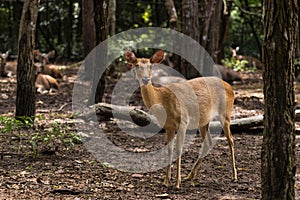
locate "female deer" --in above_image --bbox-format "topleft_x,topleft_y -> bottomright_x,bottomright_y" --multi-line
125,50 -> 237,188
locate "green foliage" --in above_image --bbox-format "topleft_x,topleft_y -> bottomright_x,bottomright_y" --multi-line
0,116 -> 81,158
108,31 -> 171,63
226,0 -> 263,58
0,116 -> 33,133
222,57 -> 255,72
29,122 -> 81,157
142,4 -> 152,26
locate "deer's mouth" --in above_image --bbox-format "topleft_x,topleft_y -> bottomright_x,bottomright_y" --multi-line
142,77 -> 150,85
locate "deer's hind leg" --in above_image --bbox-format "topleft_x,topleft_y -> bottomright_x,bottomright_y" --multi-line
187,123 -> 213,183
222,115 -> 237,180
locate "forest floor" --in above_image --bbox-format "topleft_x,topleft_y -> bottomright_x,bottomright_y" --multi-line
0,63 -> 300,200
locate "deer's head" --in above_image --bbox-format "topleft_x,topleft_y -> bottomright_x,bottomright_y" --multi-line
125,50 -> 165,85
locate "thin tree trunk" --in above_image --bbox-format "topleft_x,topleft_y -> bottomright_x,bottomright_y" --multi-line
82,0 -> 96,57
165,0 -> 178,29
200,0 -> 230,64
261,1 -> 297,199
15,0 -> 39,121
108,0 -> 116,36
66,0 -> 73,58
87,0 -> 108,105
181,0 -> 200,79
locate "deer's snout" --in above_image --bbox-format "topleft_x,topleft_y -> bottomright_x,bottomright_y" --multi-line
142,77 -> 150,85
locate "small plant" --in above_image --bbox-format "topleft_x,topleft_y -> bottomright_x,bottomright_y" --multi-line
0,116 -> 31,134
222,57 -> 255,72
28,122 -> 81,157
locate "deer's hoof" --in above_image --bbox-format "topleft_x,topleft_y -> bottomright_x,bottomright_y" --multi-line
186,172 -> 194,181
163,179 -> 170,187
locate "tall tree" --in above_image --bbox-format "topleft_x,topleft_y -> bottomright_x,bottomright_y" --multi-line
15,0 -> 39,121
199,0 -> 231,63
108,0 -> 116,36
165,0 -> 178,29
87,0 -> 109,104
261,1 -> 298,199
82,0 -> 96,57
181,0 -> 200,79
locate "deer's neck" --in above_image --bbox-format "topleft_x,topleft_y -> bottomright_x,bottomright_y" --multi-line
140,84 -> 163,109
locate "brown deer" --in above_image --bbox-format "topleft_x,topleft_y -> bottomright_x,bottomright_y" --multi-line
34,50 -> 62,78
125,50 -> 237,188
0,51 -> 9,77
231,47 -> 263,69
35,73 -> 59,94
214,64 -> 242,84
0,51 -> 17,77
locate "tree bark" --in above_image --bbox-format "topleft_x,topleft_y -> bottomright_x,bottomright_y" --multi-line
108,0 -> 116,36
199,0 -> 231,64
181,0 -> 200,79
87,0 -> 109,105
165,0 -> 178,29
15,0 -> 39,121
261,1 -> 297,199
82,0 -> 96,57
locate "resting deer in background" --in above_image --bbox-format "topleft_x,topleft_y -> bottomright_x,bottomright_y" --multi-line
231,47 -> 263,69
125,50 -> 237,188
0,50 -> 17,77
0,51 -> 9,77
35,73 -> 59,94
34,50 -> 62,79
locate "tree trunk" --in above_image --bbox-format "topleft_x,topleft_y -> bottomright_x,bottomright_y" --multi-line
181,0 -> 200,79
81,0 -> 96,82
261,1 -> 297,199
199,0 -> 231,64
66,0 -> 73,58
82,0 -> 96,57
81,0 -> 96,86
108,0 -> 116,36
87,0 -> 109,105
15,0 -> 39,121
165,0 -> 178,29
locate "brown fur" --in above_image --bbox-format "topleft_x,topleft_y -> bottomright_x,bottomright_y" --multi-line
35,73 -> 59,93
125,50 -> 237,188
41,64 -> 63,79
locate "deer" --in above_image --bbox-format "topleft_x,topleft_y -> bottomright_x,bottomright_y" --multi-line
0,51 -> 17,77
125,50 -> 237,188
34,50 -> 62,79
231,47 -> 263,69
35,73 -> 59,94
0,51 -> 9,77
214,64 -> 242,84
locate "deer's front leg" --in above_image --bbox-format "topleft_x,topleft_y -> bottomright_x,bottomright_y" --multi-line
164,130 -> 175,187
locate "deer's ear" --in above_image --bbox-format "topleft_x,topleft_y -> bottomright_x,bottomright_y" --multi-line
150,50 -> 164,64
48,50 -> 55,57
33,50 -> 39,56
124,51 -> 137,64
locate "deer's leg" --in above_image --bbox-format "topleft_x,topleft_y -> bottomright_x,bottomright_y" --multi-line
187,124 -> 212,183
175,124 -> 187,189
223,117 -> 237,180
164,130 -> 175,187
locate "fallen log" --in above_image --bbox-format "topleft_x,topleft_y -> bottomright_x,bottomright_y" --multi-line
227,115 -> 263,132
80,103 -> 265,132
81,102 -> 159,127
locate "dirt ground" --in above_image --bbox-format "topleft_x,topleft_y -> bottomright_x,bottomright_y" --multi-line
0,63 -> 300,199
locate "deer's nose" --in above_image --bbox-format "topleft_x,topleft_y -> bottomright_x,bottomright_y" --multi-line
142,77 -> 150,85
